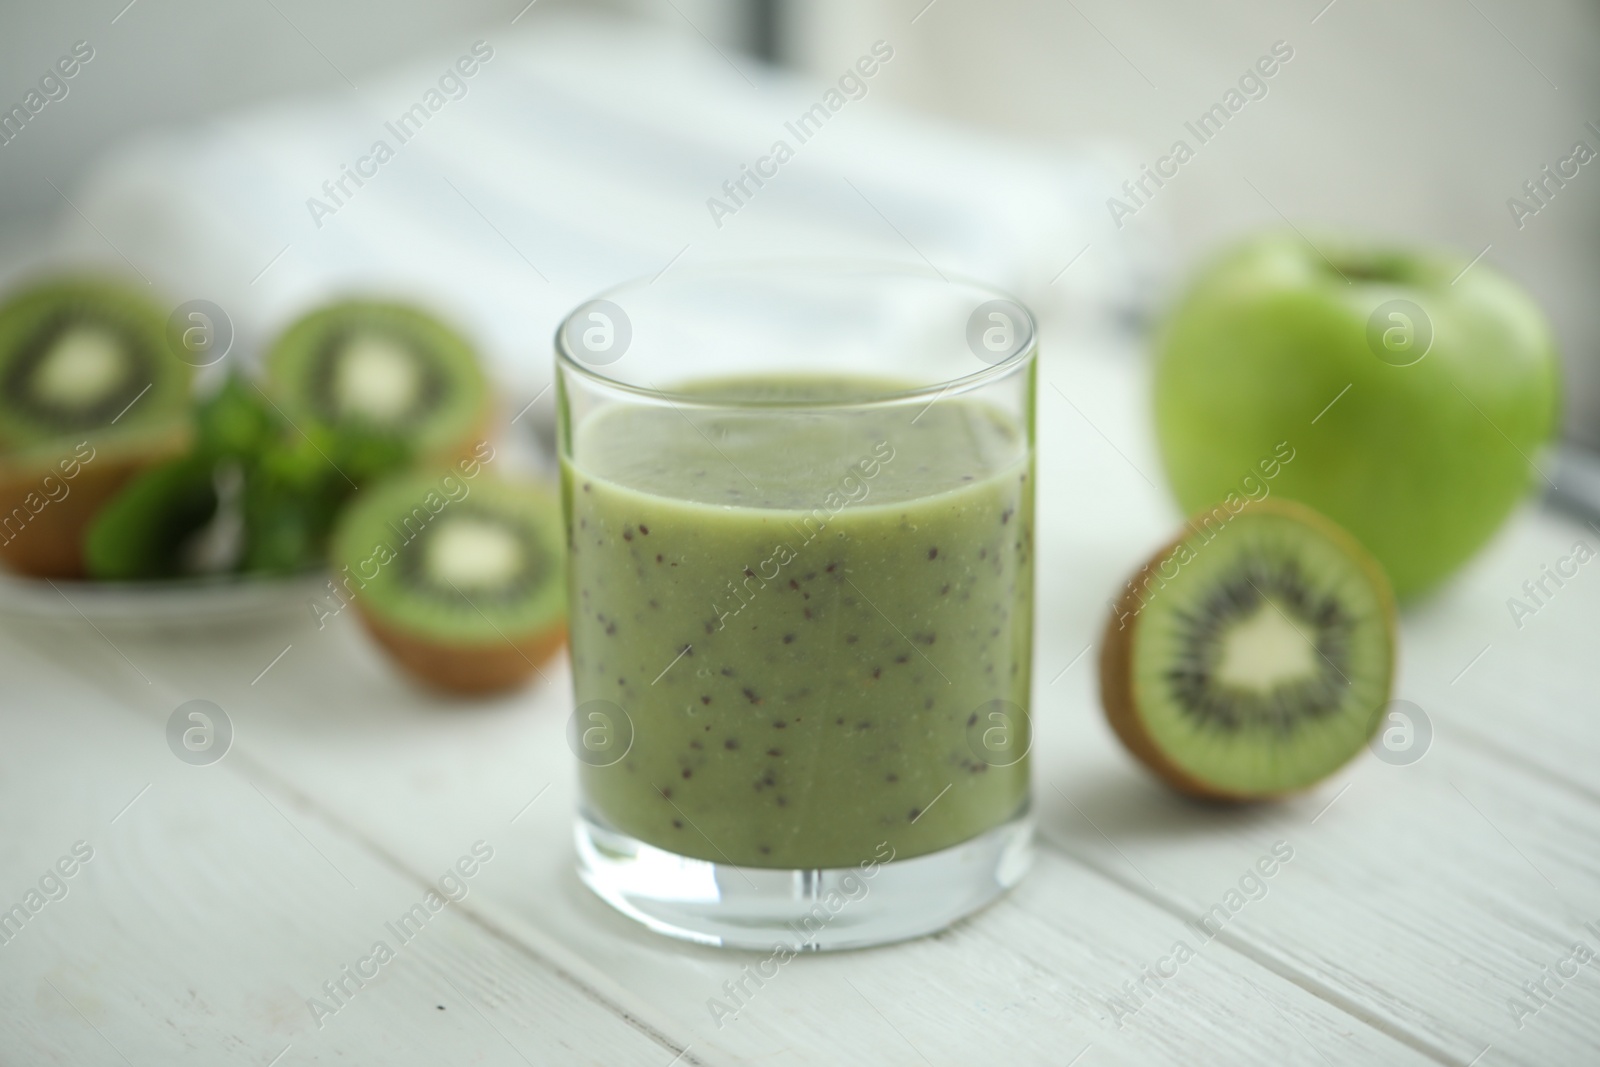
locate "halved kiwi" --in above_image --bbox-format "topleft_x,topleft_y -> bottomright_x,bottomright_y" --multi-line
0,277 -> 192,576
331,470 -> 564,694
264,300 -> 489,463
1099,499 -> 1396,800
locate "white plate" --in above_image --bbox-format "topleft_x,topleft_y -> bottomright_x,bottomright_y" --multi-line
0,569 -> 328,630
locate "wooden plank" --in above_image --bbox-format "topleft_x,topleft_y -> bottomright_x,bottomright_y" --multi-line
1033,728 -> 1600,1066
2,609 -> 1436,1066
1394,505 -> 1600,802
0,656 -> 696,1066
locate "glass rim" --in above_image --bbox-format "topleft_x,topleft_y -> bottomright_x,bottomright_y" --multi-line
553,257 -> 1038,411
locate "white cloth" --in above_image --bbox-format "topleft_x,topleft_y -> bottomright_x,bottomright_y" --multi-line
35,13 -> 1153,395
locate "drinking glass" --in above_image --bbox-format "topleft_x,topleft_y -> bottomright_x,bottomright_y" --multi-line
556,262 -> 1037,950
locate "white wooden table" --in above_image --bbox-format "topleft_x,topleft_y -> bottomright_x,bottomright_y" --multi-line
3,331 -> 1598,1066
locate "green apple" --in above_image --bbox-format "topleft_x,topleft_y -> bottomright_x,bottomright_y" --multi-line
1153,232 -> 1561,600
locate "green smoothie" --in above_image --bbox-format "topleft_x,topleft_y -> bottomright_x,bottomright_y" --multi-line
563,375 -> 1034,869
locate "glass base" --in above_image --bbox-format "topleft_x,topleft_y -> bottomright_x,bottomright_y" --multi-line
574,804 -> 1034,951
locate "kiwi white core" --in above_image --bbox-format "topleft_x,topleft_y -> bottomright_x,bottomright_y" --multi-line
1215,603 -> 1318,691
334,333 -> 419,421
424,518 -> 523,588
32,326 -> 126,408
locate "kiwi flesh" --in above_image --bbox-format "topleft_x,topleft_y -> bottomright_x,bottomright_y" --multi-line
332,470 -> 565,694
0,277 -> 192,577
264,300 -> 489,463
1099,499 -> 1396,800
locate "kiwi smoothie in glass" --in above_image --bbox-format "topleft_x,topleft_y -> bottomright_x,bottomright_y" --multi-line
558,264 -> 1037,949
564,376 -> 1033,870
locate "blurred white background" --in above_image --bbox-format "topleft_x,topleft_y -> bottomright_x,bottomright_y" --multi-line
2,0 -> 1597,440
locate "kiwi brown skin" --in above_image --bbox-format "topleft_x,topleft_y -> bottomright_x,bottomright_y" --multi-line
0,426 -> 190,578
355,605 -> 565,696
1098,498 -> 1398,802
